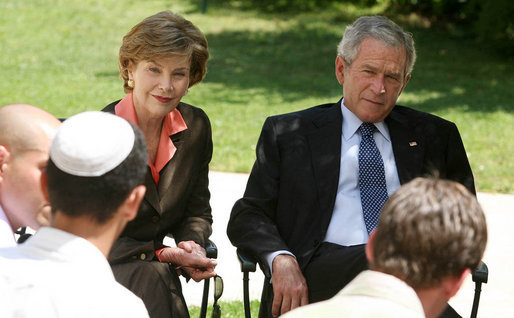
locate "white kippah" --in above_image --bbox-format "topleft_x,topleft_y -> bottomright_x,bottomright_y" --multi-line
50,111 -> 135,177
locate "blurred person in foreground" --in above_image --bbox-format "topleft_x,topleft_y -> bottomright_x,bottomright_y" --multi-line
227,15 -> 476,318
102,11 -> 215,317
0,104 -> 60,246
0,111 -> 149,317
282,177 -> 487,318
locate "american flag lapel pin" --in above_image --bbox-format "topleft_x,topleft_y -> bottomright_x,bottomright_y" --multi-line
409,141 -> 418,147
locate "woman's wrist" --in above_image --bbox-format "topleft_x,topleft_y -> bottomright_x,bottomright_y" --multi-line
155,247 -> 168,262
156,246 -> 180,263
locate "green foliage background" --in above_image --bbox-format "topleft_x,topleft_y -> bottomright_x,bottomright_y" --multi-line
241,0 -> 514,54
0,0 -> 512,193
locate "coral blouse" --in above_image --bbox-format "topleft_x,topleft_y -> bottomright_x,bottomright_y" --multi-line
114,93 -> 187,184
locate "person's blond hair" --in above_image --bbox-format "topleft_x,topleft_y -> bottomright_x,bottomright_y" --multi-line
118,11 -> 209,93
372,177 -> 487,289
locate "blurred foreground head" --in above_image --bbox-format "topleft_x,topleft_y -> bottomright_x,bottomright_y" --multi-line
370,177 -> 487,289
0,104 -> 60,231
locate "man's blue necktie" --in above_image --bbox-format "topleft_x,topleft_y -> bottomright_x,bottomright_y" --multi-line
358,123 -> 389,235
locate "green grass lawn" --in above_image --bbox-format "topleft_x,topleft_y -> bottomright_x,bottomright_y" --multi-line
188,300 -> 260,318
1,0 -> 512,194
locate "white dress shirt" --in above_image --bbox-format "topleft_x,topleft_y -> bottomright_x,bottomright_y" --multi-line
0,205 -> 16,248
324,100 -> 401,245
0,227 -> 149,318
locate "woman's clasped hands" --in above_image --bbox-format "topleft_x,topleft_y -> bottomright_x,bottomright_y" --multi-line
158,240 -> 217,282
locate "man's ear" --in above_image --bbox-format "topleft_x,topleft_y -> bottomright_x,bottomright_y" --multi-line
335,56 -> 347,85
365,230 -> 376,265
398,73 -> 411,96
0,145 -> 10,183
40,171 -> 50,202
444,268 -> 471,299
122,185 -> 146,221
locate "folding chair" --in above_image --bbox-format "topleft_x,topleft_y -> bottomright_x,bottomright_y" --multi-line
237,249 -> 488,318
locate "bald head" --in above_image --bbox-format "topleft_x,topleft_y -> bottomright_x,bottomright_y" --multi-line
0,104 -> 61,155
0,104 -> 60,232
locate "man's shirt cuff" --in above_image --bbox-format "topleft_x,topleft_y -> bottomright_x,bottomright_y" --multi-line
265,250 -> 295,278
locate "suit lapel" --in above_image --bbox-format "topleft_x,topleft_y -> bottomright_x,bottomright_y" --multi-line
386,109 -> 424,184
143,168 -> 162,214
307,103 -> 342,220
157,131 -> 184,196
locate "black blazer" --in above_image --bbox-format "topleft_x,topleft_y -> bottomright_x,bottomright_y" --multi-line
103,100 -> 213,264
227,100 -> 475,275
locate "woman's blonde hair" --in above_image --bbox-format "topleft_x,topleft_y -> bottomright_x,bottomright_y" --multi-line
119,11 -> 209,92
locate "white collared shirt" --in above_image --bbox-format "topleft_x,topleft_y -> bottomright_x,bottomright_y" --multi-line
281,270 -> 425,318
0,227 -> 149,318
324,100 -> 401,245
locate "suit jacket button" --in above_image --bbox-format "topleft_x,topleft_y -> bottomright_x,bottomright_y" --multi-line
139,253 -> 147,260
152,216 -> 160,223
313,240 -> 319,246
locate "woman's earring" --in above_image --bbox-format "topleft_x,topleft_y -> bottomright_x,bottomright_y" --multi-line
127,79 -> 135,88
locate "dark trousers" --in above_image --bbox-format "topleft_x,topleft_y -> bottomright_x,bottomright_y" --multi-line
304,242 -> 368,302
258,242 -> 461,318
259,242 -> 367,317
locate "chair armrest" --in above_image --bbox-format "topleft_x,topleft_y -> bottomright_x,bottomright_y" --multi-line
472,261 -> 488,284
237,248 -> 257,273
205,239 -> 218,259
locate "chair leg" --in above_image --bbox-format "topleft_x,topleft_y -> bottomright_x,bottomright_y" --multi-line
470,281 -> 482,318
470,262 -> 488,318
243,271 -> 251,318
199,240 -> 217,318
199,278 -> 210,318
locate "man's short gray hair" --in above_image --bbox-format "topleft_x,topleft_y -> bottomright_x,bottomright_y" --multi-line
337,16 -> 416,78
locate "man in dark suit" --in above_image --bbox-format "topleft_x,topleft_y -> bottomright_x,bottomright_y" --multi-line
227,16 -> 474,318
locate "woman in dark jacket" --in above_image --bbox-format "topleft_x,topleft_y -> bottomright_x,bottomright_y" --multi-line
102,11 -> 216,318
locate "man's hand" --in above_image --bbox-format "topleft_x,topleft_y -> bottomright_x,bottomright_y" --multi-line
271,255 -> 309,317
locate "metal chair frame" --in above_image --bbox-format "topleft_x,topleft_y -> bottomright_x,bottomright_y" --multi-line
199,240 -> 218,318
